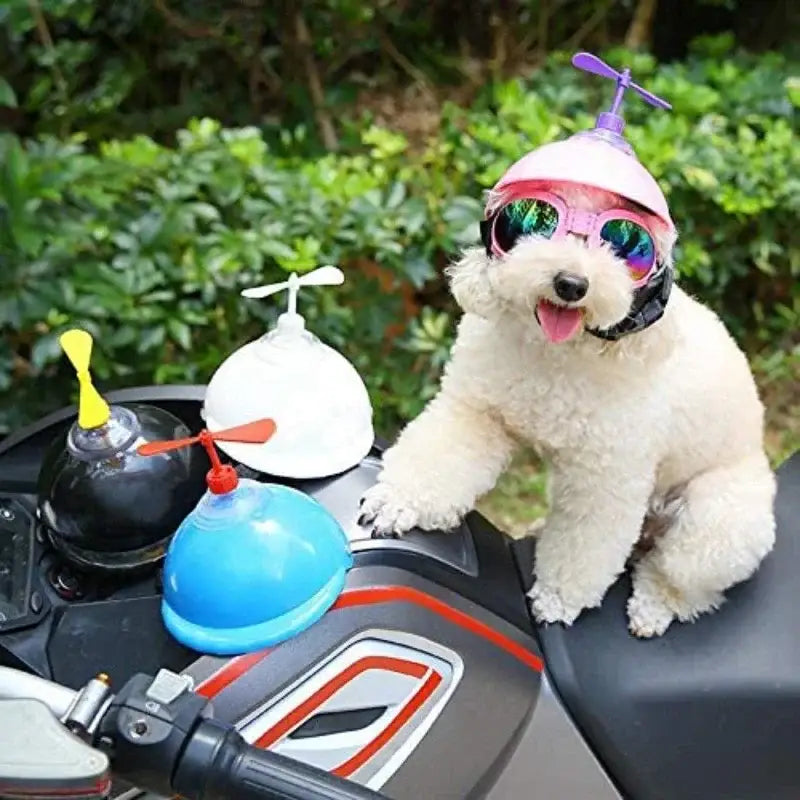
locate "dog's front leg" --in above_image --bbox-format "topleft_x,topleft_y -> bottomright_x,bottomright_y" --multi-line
360,391 -> 515,536
528,459 -> 653,626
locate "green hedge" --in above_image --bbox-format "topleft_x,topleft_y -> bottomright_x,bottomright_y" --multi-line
1,41 -> 798,435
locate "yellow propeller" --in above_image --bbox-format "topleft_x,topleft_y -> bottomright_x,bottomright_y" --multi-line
59,329 -> 110,429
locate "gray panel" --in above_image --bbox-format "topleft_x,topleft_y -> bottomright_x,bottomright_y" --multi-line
345,569 -> 540,800
486,672 -> 622,800
318,669 -> 416,711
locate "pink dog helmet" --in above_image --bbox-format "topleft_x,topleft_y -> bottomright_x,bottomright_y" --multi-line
480,52 -> 676,341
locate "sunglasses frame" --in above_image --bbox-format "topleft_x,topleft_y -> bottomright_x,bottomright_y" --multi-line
487,188 -> 658,287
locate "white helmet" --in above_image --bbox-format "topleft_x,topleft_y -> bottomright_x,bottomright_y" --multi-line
203,266 -> 374,479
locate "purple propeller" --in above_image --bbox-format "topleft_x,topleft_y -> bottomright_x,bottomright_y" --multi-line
572,52 -> 671,137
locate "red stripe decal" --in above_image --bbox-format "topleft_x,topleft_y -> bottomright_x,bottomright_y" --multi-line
195,584 -> 542,702
332,586 -> 543,673
333,670 -> 443,777
254,655 -> 429,749
196,649 -> 271,698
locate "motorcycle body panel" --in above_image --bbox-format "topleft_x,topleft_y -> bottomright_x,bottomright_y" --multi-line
1,387 -> 620,799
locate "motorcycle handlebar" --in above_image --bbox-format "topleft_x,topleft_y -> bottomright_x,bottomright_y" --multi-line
175,719 -> 386,800
0,666 -> 386,800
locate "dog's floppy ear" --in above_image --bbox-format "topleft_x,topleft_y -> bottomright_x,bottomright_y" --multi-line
479,218 -> 492,256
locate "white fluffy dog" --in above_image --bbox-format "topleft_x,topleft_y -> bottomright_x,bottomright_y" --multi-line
360,182 -> 777,637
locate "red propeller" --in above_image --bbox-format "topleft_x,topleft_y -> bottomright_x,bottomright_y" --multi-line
137,418 -> 276,457
137,418 -> 277,495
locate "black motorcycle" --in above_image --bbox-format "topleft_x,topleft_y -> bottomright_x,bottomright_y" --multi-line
0,385 -> 798,800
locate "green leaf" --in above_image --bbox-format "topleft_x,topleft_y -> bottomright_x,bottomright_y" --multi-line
188,202 -> 221,222
402,252 -> 435,288
385,181 -> 406,210
786,77 -> 800,109
30,332 -> 62,369
139,326 -> 166,352
260,239 -> 297,261
167,319 -> 192,350
681,166 -> 719,191
442,196 -> 483,244
0,78 -> 17,107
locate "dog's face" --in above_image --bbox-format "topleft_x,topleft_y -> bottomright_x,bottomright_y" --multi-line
448,182 -> 675,344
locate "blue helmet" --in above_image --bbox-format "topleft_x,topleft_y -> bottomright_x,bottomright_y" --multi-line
161,479 -> 352,655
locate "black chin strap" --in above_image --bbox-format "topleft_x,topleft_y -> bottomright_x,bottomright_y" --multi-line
480,218 -> 492,253
587,265 -> 673,341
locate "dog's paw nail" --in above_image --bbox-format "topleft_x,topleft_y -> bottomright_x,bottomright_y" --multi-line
357,514 -> 367,526
371,528 -> 399,540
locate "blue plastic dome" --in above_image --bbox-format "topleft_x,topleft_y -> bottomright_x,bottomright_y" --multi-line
161,478 -> 352,655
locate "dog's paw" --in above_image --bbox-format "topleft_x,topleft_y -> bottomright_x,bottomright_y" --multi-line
626,591 -> 675,638
359,482 -> 463,538
359,483 -> 420,538
527,581 -> 581,627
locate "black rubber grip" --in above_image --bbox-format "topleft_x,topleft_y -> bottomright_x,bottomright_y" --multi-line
173,719 -> 386,800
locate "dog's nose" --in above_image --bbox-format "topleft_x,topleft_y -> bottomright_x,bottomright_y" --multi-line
553,271 -> 589,302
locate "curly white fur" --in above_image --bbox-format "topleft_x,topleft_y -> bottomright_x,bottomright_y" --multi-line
361,182 -> 776,638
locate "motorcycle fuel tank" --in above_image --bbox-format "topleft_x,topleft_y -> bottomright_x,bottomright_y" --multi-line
0,387 -> 620,800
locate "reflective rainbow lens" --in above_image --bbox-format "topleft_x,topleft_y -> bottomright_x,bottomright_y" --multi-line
493,199 -> 560,252
600,219 -> 655,281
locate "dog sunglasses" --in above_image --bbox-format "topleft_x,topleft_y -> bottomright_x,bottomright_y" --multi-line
484,190 -> 657,284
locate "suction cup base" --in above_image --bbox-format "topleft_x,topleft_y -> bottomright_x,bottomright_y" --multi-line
161,567 -> 348,655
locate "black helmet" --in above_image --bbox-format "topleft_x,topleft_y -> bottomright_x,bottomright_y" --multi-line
38,403 -> 208,572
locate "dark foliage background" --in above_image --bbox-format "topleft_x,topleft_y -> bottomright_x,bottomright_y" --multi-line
1,0 -> 798,476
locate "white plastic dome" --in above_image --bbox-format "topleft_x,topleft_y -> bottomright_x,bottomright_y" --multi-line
202,267 -> 374,479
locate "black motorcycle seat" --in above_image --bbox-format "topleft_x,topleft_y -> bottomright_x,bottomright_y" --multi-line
516,451 -> 800,800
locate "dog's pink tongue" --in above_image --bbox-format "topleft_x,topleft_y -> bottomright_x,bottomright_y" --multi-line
537,300 -> 583,343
